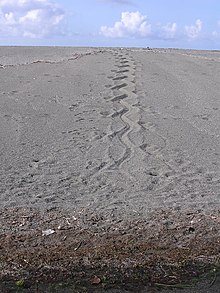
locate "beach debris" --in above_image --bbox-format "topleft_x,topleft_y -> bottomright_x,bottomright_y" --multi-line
16,279 -> 25,287
209,268 -> 217,288
91,275 -> 101,285
74,241 -> 82,251
188,227 -> 195,233
57,216 -> 77,230
42,229 -> 55,236
65,218 -> 71,225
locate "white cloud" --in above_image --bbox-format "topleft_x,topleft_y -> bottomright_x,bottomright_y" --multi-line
185,19 -> 202,39
100,11 -> 151,38
160,22 -> 177,39
0,0 -> 64,38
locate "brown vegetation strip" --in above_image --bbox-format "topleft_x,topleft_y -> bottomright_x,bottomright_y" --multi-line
0,208 -> 219,286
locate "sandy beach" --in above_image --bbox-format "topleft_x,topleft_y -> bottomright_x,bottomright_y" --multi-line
0,47 -> 219,292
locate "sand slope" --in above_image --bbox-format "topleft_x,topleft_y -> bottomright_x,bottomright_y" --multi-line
0,47 -> 219,214
0,47 -> 219,290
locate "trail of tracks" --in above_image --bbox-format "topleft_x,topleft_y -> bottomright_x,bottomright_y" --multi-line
107,50 -> 141,169
78,49 -> 219,203
81,49 -> 143,179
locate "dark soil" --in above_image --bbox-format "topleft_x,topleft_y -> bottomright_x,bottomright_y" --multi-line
0,207 -> 219,292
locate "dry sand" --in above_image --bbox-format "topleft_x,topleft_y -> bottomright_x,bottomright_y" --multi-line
0,47 -> 219,292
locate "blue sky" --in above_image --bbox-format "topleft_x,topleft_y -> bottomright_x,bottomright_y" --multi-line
0,0 -> 220,49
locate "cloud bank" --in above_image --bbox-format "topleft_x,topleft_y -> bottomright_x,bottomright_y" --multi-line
100,11 -> 151,38
185,19 -> 202,39
0,0 -> 65,38
100,12 -> 208,42
100,11 -> 178,40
